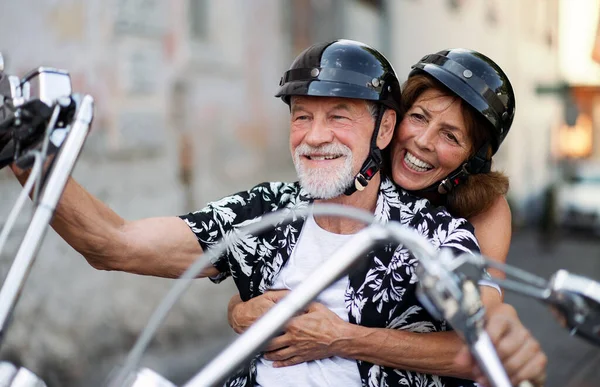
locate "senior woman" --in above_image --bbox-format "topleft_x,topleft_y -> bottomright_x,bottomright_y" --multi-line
228,49 -> 545,387
392,49 -> 513,280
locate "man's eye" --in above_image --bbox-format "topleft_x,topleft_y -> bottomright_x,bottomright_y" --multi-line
294,115 -> 309,121
332,115 -> 349,120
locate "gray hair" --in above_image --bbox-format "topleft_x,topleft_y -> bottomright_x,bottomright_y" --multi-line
365,101 -> 384,120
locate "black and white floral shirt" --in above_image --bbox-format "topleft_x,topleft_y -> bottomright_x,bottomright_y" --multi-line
180,176 -> 479,387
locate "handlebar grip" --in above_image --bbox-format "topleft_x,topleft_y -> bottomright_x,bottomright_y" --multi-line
470,332 -> 512,387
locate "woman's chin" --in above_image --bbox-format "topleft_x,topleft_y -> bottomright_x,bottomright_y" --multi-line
392,172 -> 434,191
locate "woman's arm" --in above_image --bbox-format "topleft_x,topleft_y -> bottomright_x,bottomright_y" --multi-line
229,292 -> 500,379
469,195 -> 512,279
265,309 -> 474,378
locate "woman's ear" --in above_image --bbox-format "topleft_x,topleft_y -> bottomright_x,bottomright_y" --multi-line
376,109 -> 397,149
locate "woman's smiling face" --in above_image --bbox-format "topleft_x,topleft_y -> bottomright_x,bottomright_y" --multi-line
390,88 -> 472,191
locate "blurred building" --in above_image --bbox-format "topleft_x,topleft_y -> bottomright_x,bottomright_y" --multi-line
387,0 -> 563,225
0,0 -> 577,385
557,0 -> 600,161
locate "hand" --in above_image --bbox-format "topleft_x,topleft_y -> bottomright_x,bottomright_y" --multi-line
454,303 -> 547,387
228,290 -> 290,334
263,302 -> 348,367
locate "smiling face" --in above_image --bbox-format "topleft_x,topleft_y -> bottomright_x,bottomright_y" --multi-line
289,96 -> 382,199
390,88 -> 473,191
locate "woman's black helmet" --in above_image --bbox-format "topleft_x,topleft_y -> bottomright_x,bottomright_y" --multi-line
409,48 -> 515,154
276,39 -> 401,113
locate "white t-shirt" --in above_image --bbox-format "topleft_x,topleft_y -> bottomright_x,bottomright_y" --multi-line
256,213 -> 362,387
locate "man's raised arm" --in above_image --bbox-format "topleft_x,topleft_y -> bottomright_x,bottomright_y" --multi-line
12,169 -> 218,278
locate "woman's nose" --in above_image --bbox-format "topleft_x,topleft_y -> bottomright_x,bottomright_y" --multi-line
414,126 -> 435,151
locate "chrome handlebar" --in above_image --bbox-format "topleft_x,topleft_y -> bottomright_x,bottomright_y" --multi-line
0,52 -> 94,387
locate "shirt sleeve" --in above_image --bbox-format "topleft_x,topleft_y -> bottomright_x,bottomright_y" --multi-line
178,183 -> 275,283
417,208 -> 503,293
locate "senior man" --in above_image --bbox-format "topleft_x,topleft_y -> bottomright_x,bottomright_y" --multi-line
11,40 -> 543,386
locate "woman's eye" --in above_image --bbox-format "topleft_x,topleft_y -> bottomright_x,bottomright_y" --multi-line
445,132 -> 459,143
410,113 -> 426,122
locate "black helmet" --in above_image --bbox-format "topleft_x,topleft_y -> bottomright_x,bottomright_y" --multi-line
276,39 -> 401,113
409,48 -> 515,154
276,39 -> 401,196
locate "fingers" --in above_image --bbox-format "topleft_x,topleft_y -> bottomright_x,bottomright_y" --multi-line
273,356 -> 305,368
266,289 -> 291,302
484,303 -> 547,386
509,351 -> 547,387
304,302 -> 331,314
494,326 -> 528,362
264,334 -> 291,352
486,311 -> 524,355
501,334 -> 541,375
264,346 -> 295,362
454,346 -> 487,383
453,345 -> 474,368
227,293 -> 244,329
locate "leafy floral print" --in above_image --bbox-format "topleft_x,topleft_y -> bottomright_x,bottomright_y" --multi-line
180,176 -> 479,387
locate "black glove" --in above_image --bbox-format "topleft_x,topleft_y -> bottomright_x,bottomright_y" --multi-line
0,98 -> 53,170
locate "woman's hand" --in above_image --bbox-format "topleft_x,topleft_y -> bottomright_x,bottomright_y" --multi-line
454,303 -> 547,386
228,290 -> 290,334
263,302 -> 349,367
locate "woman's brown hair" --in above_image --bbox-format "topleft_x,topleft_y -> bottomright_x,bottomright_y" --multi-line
400,74 -> 509,219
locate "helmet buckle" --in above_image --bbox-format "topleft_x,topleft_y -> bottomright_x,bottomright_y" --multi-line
354,174 -> 368,192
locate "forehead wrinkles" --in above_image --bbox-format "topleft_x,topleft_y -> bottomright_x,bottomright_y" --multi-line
290,96 -> 371,114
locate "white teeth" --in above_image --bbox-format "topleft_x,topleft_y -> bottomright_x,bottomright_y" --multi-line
404,151 -> 433,172
309,155 -> 340,160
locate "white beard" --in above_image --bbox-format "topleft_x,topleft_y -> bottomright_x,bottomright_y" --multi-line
294,143 -> 354,199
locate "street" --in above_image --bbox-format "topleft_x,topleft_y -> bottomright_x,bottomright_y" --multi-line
505,229 -> 600,387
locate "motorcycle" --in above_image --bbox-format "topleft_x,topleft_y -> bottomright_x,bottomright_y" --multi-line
0,53 -> 598,387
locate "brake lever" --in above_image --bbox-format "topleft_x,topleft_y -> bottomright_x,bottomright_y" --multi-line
0,67 -> 72,171
14,96 -> 75,170
416,250 -> 486,341
544,270 -> 600,345
462,255 -> 600,348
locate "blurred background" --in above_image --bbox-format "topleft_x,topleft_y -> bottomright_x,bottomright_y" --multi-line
0,0 -> 599,386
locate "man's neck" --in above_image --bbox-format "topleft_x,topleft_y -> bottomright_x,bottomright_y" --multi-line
313,174 -> 381,235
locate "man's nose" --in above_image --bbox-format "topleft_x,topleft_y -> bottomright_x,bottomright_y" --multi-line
304,119 -> 334,146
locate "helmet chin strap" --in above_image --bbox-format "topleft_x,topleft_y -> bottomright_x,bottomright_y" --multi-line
344,105 -> 385,196
416,143 -> 492,195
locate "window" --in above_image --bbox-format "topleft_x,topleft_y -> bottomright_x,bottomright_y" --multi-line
189,0 -> 208,40
359,0 -> 383,10
114,0 -> 164,37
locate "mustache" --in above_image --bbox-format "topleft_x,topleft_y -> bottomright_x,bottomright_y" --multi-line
294,143 -> 352,157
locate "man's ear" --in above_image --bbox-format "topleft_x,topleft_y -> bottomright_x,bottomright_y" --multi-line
376,109 -> 396,149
